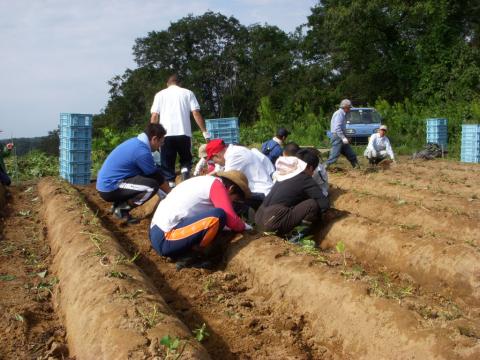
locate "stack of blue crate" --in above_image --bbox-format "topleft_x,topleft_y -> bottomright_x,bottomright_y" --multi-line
59,113 -> 92,185
426,118 -> 448,147
206,117 -> 240,144
461,124 -> 480,163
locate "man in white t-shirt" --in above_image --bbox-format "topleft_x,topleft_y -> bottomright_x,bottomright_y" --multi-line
205,139 -> 274,210
150,74 -> 210,187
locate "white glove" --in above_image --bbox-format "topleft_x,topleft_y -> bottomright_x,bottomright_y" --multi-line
370,149 -> 377,158
342,137 -> 349,145
202,131 -> 211,140
244,223 -> 253,231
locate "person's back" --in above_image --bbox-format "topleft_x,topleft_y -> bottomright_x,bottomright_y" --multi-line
224,145 -> 273,195
261,139 -> 282,164
153,85 -> 198,137
97,137 -> 155,192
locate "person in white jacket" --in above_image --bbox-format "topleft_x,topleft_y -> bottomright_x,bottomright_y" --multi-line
364,125 -> 396,165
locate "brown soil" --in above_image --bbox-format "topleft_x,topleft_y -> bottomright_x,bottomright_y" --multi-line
38,179 -> 209,360
0,183 -> 69,360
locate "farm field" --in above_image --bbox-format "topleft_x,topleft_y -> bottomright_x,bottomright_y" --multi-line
0,157 -> 479,359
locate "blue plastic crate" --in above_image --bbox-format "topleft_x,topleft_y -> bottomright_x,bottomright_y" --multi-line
426,118 -> 447,126
461,154 -> 480,163
209,128 -> 240,144
60,160 -> 91,174
60,126 -> 92,139
60,137 -> 91,151
60,113 -> 93,127
59,172 -> 91,185
462,124 -> 480,133
426,127 -> 448,134
60,149 -> 91,162
206,117 -> 239,131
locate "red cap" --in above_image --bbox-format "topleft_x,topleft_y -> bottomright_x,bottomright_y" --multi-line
206,139 -> 226,160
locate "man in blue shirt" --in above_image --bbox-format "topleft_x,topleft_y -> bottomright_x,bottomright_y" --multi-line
325,99 -> 359,168
261,127 -> 290,165
97,123 -> 171,223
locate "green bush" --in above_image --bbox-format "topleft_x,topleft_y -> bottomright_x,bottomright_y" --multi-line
4,150 -> 59,182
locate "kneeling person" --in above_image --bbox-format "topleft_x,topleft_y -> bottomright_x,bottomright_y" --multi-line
149,170 -> 250,260
256,148 -> 329,238
96,124 -> 171,223
364,125 -> 395,165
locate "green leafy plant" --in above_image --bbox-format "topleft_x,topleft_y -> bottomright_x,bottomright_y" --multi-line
160,335 -> 184,359
193,323 -> 210,342
336,241 -> 347,268
138,305 -> 164,329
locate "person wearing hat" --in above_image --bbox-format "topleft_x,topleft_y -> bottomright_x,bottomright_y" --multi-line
364,125 -> 396,165
261,127 -> 290,165
149,170 -> 251,260
256,148 -> 329,239
193,144 -> 222,176
325,99 -> 359,168
206,139 -> 274,209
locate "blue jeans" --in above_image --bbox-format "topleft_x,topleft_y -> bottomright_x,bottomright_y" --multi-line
149,208 -> 226,258
326,135 -> 358,167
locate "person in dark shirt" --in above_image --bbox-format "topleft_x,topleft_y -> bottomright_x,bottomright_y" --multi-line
255,148 -> 329,237
261,127 -> 290,165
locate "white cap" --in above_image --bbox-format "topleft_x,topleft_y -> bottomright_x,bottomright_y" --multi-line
340,99 -> 352,108
379,125 -> 388,131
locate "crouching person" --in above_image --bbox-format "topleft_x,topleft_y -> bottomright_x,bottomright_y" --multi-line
256,148 -> 329,242
96,124 -> 171,224
364,125 -> 395,165
149,170 -> 251,268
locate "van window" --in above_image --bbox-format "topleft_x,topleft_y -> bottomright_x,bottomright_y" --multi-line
347,110 -> 381,124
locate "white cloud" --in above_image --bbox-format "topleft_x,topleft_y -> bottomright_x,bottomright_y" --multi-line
0,0 -> 316,138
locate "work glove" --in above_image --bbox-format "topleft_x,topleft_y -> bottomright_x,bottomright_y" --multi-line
370,149 -> 377,158
202,131 -> 211,141
244,223 -> 253,231
341,137 -> 349,145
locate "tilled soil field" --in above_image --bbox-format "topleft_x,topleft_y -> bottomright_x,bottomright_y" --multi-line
1,157 -> 479,359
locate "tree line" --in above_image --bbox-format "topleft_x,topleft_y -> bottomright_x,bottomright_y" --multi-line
94,1 -> 480,133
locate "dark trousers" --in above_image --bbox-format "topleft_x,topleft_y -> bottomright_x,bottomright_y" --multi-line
98,173 -> 162,207
0,169 -> 11,186
149,208 -> 226,258
255,198 -> 320,235
326,135 -> 358,167
160,135 -> 192,181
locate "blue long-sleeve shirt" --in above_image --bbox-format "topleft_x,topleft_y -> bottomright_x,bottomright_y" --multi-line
330,108 -> 347,139
96,136 -> 160,192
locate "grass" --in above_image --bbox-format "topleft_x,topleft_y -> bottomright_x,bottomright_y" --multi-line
192,323 -> 209,342
160,335 -> 185,360
120,289 -> 144,300
138,305 -> 164,329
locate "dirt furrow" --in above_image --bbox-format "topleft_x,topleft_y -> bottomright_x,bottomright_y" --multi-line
410,159 -> 480,173
38,179 -> 209,360
81,185 -> 329,359
330,188 -> 478,245
226,235 -> 480,359
330,174 -> 480,218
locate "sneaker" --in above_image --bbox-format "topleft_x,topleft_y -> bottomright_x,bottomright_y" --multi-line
113,203 -> 138,224
286,231 -> 306,244
181,168 -> 190,181
168,181 -> 176,189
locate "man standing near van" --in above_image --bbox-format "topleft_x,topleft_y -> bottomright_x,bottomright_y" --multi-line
325,99 -> 359,168
150,74 -> 210,187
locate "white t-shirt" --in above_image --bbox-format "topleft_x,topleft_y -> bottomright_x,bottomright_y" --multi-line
150,85 -> 200,137
151,176 -> 216,232
365,133 -> 395,159
224,145 -> 273,195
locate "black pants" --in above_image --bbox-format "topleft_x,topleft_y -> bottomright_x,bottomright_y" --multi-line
0,169 -> 11,186
160,135 -> 192,181
255,199 -> 320,235
98,173 -> 162,208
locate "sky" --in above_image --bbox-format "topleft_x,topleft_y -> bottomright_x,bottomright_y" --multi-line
0,0 -> 317,139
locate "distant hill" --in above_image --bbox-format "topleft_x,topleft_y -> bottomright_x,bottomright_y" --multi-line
0,130 -> 59,156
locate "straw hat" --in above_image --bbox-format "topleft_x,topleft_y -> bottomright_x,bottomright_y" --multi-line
216,170 -> 251,199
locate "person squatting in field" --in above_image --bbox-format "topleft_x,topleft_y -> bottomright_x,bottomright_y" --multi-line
261,127 -> 290,166
0,140 -> 14,186
364,125 -> 396,165
149,170 -> 252,262
256,148 -> 330,240
150,74 -> 210,187
325,99 -> 359,169
96,123 -> 171,224
206,139 -> 274,210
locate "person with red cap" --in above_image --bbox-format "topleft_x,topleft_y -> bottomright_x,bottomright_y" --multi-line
206,139 -> 273,210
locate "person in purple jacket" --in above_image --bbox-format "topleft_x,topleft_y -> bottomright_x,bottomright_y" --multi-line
96,123 -> 171,223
